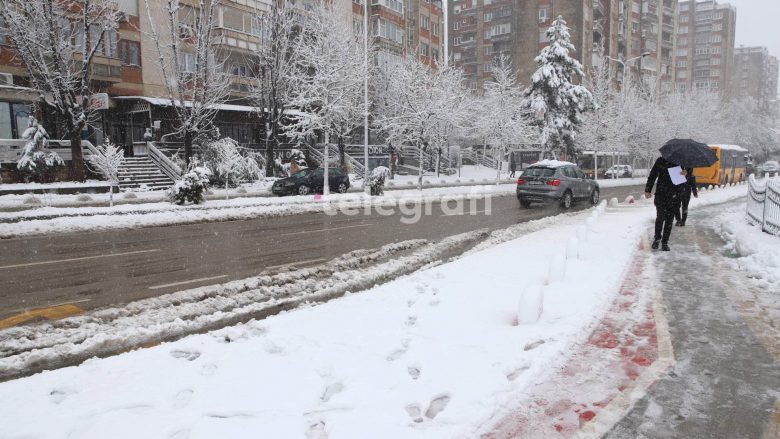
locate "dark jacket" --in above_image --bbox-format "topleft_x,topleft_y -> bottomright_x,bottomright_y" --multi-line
646,157 -> 681,206
680,168 -> 698,198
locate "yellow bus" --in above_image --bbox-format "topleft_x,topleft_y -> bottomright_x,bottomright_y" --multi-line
693,144 -> 749,186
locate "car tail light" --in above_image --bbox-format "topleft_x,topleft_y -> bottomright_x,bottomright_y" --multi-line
546,179 -> 561,187
517,178 -> 526,185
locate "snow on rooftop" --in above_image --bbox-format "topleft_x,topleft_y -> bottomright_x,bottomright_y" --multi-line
711,144 -> 748,153
532,159 -> 576,168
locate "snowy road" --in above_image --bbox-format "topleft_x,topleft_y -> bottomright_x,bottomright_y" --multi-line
0,185 -> 646,322
605,202 -> 780,438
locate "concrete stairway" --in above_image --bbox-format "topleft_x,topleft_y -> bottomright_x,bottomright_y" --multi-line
117,156 -> 175,191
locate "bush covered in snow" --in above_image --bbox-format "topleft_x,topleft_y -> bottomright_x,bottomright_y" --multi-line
201,138 -> 263,188
369,166 -> 391,196
169,167 -> 212,205
16,117 -> 64,183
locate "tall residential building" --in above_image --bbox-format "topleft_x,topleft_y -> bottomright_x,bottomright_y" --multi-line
348,0 -> 444,72
599,0 -> 677,92
673,0 -> 736,96
733,46 -> 779,112
448,0 -> 595,91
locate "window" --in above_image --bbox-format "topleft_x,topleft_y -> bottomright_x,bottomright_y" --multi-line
178,52 -> 196,72
712,23 -> 722,31
677,48 -> 688,57
711,35 -> 721,43
539,31 -> 549,43
680,3 -> 689,11
420,15 -> 429,30
677,60 -> 688,68
711,46 -> 721,54
432,23 -> 439,36
454,36 -> 462,46
538,7 -> 550,23
484,11 -> 493,22
631,2 -> 640,13
484,45 -> 493,56
431,48 -> 439,61
678,38 -> 688,46
680,15 -> 689,23
374,18 -> 403,44
484,23 -> 510,39
118,40 -> 141,66
231,63 -> 251,77
711,57 -> 720,65
453,21 -> 460,31
77,25 -> 117,58
631,23 -> 639,34
378,0 -> 403,14
678,70 -> 688,78
420,42 -> 429,57
679,26 -> 688,34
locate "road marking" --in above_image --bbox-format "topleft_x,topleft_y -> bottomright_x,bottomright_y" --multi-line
0,249 -> 162,270
440,209 -> 491,217
0,304 -> 84,329
265,257 -> 328,271
148,275 -> 229,290
5,298 -> 91,315
278,223 -> 374,237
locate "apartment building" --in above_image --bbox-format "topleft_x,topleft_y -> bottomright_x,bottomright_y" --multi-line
733,46 -> 779,113
602,0 -> 677,92
673,0 -> 736,96
348,0 -> 444,72
448,0 -> 594,91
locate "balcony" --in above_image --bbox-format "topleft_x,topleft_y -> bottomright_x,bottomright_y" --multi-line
90,56 -> 122,83
593,1 -> 605,19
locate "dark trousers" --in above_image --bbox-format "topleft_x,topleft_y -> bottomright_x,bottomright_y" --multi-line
654,203 -> 676,244
675,191 -> 692,224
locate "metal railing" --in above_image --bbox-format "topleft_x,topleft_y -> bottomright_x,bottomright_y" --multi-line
0,139 -> 95,164
747,174 -> 780,236
147,142 -> 182,181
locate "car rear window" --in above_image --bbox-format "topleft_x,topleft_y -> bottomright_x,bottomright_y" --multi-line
524,167 -> 556,177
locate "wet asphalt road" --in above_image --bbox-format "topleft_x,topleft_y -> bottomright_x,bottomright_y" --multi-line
0,185 -> 646,319
605,204 -> 780,439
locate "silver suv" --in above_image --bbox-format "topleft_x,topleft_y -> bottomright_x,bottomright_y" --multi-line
516,162 -> 600,209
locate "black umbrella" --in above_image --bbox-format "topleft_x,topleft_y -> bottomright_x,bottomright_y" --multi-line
659,139 -> 718,168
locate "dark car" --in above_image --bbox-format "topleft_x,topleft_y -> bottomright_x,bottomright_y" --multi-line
516,162 -> 600,209
272,167 -> 351,196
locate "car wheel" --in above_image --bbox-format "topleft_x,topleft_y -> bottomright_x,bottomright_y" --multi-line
297,185 -> 311,195
590,188 -> 600,205
337,182 -> 348,194
560,191 -> 573,209
519,198 -> 532,208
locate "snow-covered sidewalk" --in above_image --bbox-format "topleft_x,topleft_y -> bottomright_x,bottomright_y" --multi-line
0,184 -> 748,439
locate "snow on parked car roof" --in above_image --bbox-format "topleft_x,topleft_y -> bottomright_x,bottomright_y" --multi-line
711,144 -> 748,152
532,159 -> 576,168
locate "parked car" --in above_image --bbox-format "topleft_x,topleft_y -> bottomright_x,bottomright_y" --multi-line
516,161 -> 600,209
271,167 -> 351,196
605,164 -> 634,178
762,161 -> 779,173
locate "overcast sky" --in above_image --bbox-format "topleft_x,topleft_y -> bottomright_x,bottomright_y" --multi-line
724,0 -> 780,60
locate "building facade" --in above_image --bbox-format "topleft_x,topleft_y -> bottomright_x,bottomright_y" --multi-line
448,0 -> 595,91
733,46 -> 779,113
601,0 -> 677,92
672,0 -> 736,96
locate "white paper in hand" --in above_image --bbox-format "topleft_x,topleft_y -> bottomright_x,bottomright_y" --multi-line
668,166 -> 686,185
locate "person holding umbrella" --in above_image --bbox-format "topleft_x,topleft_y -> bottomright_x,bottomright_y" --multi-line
645,157 -> 683,251
675,167 -> 698,227
646,139 -> 717,251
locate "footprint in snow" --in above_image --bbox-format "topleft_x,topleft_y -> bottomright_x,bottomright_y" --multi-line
306,420 -> 328,439
428,298 -> 440,307
425,393 -> 451,420
171,350 -> 200,361
50,388 -> 75,404
200,363 -> 218,377
506,365 -> 530,382
387,339 -> 411,362
168,429 -> 190,439
407,299 -> 416,308
320,382 -> 345,403
407,363 -> 421,380
406,315 -> 417,327
173,389 -> 194,409
405,403 -> 424,423
415,284 -> 426,294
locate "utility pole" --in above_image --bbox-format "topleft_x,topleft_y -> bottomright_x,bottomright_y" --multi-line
363,0 -> 370,191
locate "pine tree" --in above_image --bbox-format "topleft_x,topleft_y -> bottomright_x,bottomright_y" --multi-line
17,117 -> 64,183
525,16 -> 594,159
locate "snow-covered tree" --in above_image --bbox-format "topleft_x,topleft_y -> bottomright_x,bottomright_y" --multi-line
283,4 -> 370,195
203,138 -> 260,199
577,58 -> 622,155
17,117 -> 64,183
375,57 -> 468,190
524,16 -> 594,159
0,0 -> 121,181
87,139 -> 123,207
474,55 -> 534,184
251,1 -> 300,177
143,0 -> 232,166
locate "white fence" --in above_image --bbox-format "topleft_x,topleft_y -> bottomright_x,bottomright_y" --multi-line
747,174 -> 780,235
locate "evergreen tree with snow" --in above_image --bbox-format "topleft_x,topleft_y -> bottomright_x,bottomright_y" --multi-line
524,16 -> 593,159
17,116 -> 64,183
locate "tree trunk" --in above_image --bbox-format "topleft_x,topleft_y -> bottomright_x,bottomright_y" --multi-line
338,137 -> 347,172
109,183 -> 114,208
70,131 -> 85,182
323,132 -> 330,196
265,135 -> 276,177
183,131 -> 193,169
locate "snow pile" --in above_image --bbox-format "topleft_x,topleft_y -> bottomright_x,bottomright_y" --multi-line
719,205 -> 780,285
533,159 -> 576,168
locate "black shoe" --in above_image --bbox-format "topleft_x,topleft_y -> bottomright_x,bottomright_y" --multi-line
652,240 -> 660,250
679,222 -> 686,227
662,243 -> 670,251
675,221 -> 682,226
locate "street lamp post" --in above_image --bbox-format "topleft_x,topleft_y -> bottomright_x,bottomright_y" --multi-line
363,0 -> 370,192
606,52 -> 651,92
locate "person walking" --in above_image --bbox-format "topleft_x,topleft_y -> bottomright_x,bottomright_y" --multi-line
675,167 -> 698,227
645,156 -> 684,251
509,152 -> 517,178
